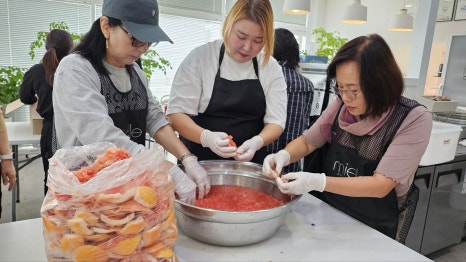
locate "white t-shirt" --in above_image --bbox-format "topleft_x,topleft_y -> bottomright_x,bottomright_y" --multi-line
166,40 -> 287,129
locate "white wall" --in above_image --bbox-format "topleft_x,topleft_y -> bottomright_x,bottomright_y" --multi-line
309,0 -> 466,96
426,21 -> 466,95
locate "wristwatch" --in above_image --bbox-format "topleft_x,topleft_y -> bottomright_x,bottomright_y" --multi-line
179,152 -> 195,162
0,153 -> 13,160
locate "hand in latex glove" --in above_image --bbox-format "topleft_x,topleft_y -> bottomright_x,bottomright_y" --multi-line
182,155 -> 211,199
200,130 -> 237,158
275,172 -> 326,195
169,165 -> 197,204
234,136 -> 263,162
262,150 -> 290,179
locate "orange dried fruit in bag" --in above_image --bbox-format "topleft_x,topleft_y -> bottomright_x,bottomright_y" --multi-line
110,234 -> 142,256
43,216 -> 65,232
67,218 -> 94,236
118,199 -> 152,213
73,166 -> 96,183
75,210 -> 99,225
142,224 -> 161,247
154,247 -> 174,258
98,188 -> 135,204
165,209 -> 176,224
73,245 -> 108,262
93,147 -> 131,171
134,186 -> 158,208
101,212 -> 135,227
72,147 -> 131,183
117,216 -> 145,235
84,233 -> 112,243
61,234 -> 84,253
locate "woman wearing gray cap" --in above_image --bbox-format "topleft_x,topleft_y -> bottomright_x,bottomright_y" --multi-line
52,0 -> 209,204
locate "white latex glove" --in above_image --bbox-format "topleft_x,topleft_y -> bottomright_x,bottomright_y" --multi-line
234,136 -> 263,162
169,165 -> 197,204
262,150 -> 290,179
275,172 -> 326,195
182,155 -> 211,199
200,130 -> 237,158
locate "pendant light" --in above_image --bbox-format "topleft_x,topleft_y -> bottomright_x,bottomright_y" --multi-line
341,0 -> 367,24
388,2 -> 413,32
283,0 -> 311,15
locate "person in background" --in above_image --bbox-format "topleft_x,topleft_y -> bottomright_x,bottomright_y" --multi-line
267,28 -> 314,173
262,34 -> 432,241
0,108 -> 17,218
52,0 -> 210,204
166,0 -> 287,165
20,29 -> 73,195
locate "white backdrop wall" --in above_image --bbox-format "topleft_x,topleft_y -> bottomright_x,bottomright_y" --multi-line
314,0 -> 466,96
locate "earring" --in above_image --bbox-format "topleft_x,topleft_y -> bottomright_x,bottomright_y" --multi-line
105,38 -> 109,49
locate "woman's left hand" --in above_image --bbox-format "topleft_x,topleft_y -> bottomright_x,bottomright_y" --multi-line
275,172 -> 326,195
1,159 -> 17,191
234,136 -> 263,162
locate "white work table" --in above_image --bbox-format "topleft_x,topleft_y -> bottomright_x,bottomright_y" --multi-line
5,121 -> 41,221
0,194 -> 431,261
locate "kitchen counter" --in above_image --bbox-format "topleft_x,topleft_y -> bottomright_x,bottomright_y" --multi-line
0,194 -> 431,262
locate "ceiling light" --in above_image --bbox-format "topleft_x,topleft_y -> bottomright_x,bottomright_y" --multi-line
388,8 -> 413,32
342,0 -> 367,24
283,0 -> 311,15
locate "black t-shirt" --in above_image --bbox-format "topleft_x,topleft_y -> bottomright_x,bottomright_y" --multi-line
19,63 -> 54,120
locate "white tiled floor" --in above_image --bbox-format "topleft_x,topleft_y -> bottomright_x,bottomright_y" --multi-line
1,154 -> 464,261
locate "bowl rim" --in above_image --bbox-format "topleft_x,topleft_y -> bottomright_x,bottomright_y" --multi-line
175,159 -> 302,214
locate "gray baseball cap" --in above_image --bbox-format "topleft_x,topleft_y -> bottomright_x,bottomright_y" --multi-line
102,0 -> 173,44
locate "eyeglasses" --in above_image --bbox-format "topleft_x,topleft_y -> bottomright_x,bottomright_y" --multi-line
118,25 -> 158,48
335,88 -> 361,100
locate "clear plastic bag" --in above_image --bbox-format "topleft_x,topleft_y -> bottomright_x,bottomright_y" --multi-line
41,142 -> 177,262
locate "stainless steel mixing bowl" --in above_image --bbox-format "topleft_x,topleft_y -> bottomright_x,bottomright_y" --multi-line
175,160 -> 301,246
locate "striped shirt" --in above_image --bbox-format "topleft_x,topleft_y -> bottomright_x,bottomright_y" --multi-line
267,61 -> 314,172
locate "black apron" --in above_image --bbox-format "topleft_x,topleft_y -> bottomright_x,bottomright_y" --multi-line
98,66 -> 148,145
320,97 -> 420,239
181,44 -> 267,164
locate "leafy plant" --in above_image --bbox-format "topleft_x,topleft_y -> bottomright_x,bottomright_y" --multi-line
0,66 -> 26,104
312,27 -> 348,62
141,49 -> 172,79
29,21 -> 82,60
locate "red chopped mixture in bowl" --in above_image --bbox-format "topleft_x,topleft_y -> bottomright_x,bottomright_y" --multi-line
195,185 -> 284,211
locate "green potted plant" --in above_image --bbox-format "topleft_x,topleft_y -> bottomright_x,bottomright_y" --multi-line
0,66 -> 27,116
311,27 -> 348,62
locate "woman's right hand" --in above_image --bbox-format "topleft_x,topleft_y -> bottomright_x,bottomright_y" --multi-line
262,150 -> 290,179
182,155 -> 211,199
200,130 -> 237,158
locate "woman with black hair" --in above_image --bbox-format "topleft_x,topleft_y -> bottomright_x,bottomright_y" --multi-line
20,29 -> 73,194
52,0 -> 210,204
